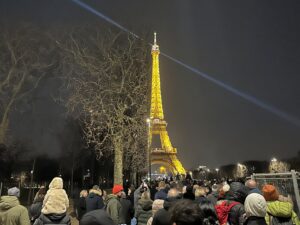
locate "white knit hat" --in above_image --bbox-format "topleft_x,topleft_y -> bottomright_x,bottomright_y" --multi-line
244,193 -> 267,217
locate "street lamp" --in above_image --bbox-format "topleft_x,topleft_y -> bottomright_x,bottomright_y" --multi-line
146,118 -> 151,181
271,157 -> 277,162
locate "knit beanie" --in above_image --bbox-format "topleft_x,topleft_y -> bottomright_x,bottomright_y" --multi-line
8,187 -> 20,197
262,184 -> 279,201
244,193 -> 267,217
112,184 -> 123,195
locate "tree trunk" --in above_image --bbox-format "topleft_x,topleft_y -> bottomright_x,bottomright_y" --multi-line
0,118 -> 9,144
113,135 -> 123,186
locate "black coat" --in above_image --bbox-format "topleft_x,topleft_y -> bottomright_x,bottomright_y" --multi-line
33,213 -> 71,225
85,193 -> 104,212
29,201 -> 43,222
77,197 -> 87,220
154,190 -> 167,200
152,197 -> 179,225
80,209 -> 115,225
228,203 -> 246,225
244,217 -> 267,225
120,198 -> 134,225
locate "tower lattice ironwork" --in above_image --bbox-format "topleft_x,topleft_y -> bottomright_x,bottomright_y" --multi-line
148,33 -> 185,175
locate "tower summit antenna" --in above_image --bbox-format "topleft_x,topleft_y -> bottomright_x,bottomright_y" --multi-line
154,32 -> 157,45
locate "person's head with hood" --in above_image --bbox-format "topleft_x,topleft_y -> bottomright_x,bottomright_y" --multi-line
244,193 -> 267,218
49,177 -> 64,189
226,182 -> 248,204
80,209 -> 115,225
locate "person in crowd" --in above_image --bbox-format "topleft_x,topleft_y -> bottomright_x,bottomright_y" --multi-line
262,184 -> 299,225
244,193 -> 267,225
170,199 -> 202,225
80,209 -> 115,225
183,185 -> 195,200
154,181 -> 167,200
76,190 -> 88,221
152,188 -> 181,225
30,187 -> 46,223
199,200 -> 219,225
134,182 -> 148,210
135,191 -> 153,225
206,184 -> 219,205
127,185 -> 135,206
147,199 -> 164,225
215,182 -> 246,225
245,180 -> 262,195
120,192 -> 134,225
194,187 -> 207,205
34,177 -> 70,225
106,184 -> 126,225
86,185 -> 104,212
0,187 -> 30,225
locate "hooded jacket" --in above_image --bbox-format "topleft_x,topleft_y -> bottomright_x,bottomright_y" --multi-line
41,177 -> 69,215
80,209 -> 115,225
135,199 -> 153,225
265,201 -> 299,225
33,213 -> 70,225
105,194 -> 125,225
86,190 -> 104,212
0,196 -> 30,225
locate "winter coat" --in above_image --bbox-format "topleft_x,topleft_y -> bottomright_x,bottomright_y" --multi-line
86,190 -> 104,212
229,182 -> 249,204
265,201 -> 300,225
245,217 -> 267,225
0,196 -> 30,225
120,198 -> 134,225
41,177 -> 69,215
105,194 -> 125,225
76,197 -> 87,220
207,192 -> 218,205
80,209 -> 115,225
194,196 -> 207,205
29,201 -> 43,222
152,197 -> 179,225
216,200 -> 246,225
154,190 -> 167,201
135,199 -> 153,225
248,188 -> 262,195
33,213 -> 70,225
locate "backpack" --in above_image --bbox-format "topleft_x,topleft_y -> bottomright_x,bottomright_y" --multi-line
215,201 -> 239,225
269,214 -> 294,225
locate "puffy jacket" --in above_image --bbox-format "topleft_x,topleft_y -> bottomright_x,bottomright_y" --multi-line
42,177 -> 69,215
105,194 -> 125,225
33,213 -> 70,225
265,201 -> 300,225
80,209 -> 115,225
0,196 -> 30,225
86,190 -> 104,212
135,199 -> 153,225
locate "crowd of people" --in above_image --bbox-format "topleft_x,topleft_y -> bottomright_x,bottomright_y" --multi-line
0,176 -> 300,225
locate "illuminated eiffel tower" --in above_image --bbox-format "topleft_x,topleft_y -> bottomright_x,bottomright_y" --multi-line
148,33 -> 185,175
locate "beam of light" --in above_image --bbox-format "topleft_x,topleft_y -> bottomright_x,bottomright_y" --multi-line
71,0 -> 300,128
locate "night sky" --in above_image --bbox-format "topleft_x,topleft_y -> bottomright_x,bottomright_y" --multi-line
1,0 -> 300,169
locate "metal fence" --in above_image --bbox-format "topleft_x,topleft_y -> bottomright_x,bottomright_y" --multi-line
251,170 -> 300,216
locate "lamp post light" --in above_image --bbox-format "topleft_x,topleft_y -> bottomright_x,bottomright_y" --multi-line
146,118 -> 151,181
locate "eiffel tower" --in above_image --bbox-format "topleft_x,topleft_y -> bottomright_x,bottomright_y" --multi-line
148,33 -> 185,175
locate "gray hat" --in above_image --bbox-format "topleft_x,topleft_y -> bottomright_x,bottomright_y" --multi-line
8,187 -> 20,197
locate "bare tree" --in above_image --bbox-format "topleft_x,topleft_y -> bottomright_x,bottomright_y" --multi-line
60,27 -> 150,185
0,25 -> 56,144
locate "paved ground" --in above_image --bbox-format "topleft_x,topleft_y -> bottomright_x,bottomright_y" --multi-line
68,199 -> 79,225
